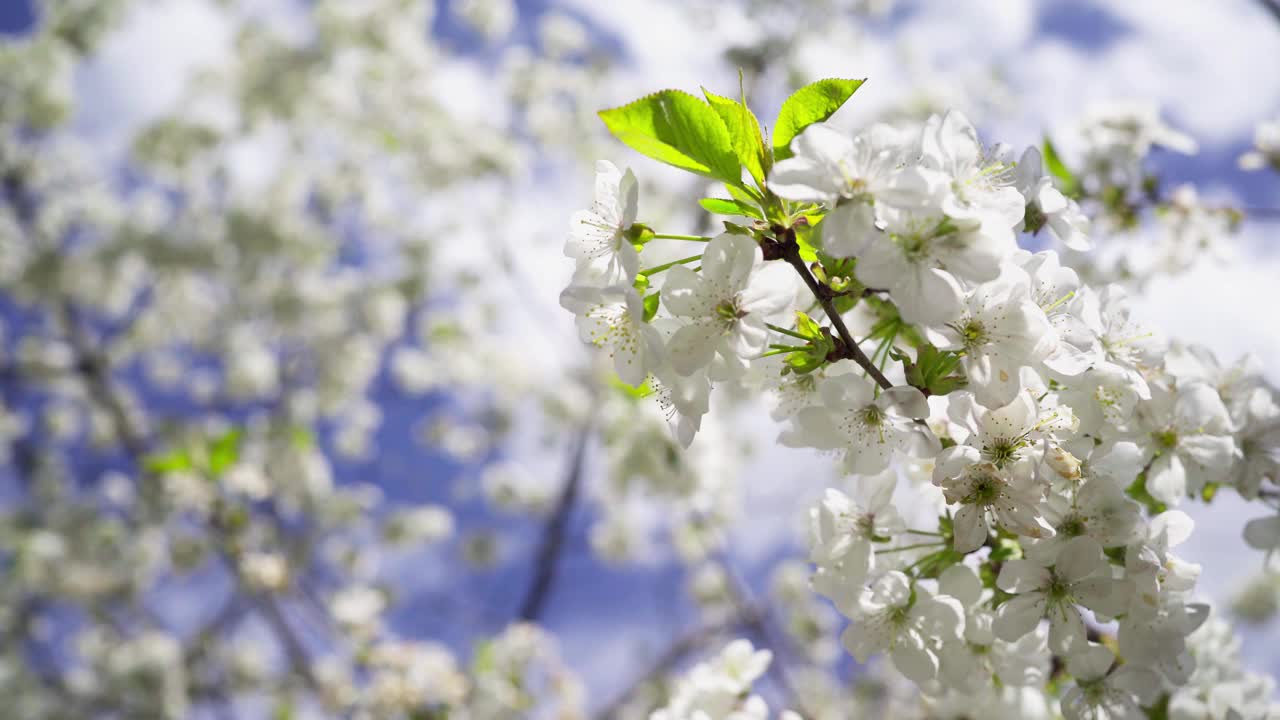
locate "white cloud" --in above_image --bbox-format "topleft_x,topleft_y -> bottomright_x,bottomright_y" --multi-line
73,0 -> 234,157
1130,241 -> 1280,385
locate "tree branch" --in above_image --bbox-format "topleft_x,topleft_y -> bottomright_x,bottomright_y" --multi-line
776,234 -> 894,390
517,422 -> 592,621
256,595 -> 321,692
721,565 -> 812,719
591,607 -> 761,720
1244,206 -> 1280,220
59,303 -> 149,457
1257,0 -> 1280,26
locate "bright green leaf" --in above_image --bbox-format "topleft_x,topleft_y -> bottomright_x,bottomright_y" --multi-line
988,537 -> 1023,563
273,699 -> 296,720
144,448 -> 193,474
724,180 -> 763,207
699,197 -> 763,218
772,78 -> 865,161
472,640 -> 496,676
1144,694 -> 1170,720
785,351 -> 825,375
1041,136 -> 1080,199
793,220 -> 820,264
610,375 -> 654,400
208,429 -> 242,477
913,547 -> 965,579
1201,482 -> 1220,503
795,311 -> 822,340
702,87 -> 768,186
291,426 -> 314,449
599,90 -> 742,185
1126,474 -> 1168,516
901,344 -> 968,397
642,291 -> 660,322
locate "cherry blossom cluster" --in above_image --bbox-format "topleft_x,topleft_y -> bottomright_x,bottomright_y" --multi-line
561,80 -> 1280,717
1239,117 -> 1280,173
649,640 -> 798,720
1,0 -> 608,716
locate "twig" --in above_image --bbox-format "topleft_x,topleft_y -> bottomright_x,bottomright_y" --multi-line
517,423 -> 592,621
592,607 -> 761,720
1257,0 -> 1280,26
59,302 -> 148,457
256,595 -> 321,692
722,564 -> 811,719
776,235 -> 893,389
1244,206 -> 1280,220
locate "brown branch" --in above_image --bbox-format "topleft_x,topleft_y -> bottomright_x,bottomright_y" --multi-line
775,232 -> 894,389
592,607 -> 762,720
517,422 -> 592,621
721,565 -> 812,719
1258,0 -> 1280,26
1243,207 -> 1280,220
256,594 -> 321,692
59,303 -> 148,457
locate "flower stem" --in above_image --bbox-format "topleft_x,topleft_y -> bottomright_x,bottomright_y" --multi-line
652,233 -> 712,242
877,541 -> 945,555
639,254 -> 702,276
766,323 -> 810,341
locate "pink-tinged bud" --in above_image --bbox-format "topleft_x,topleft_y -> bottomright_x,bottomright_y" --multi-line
1046,445 -> 1081,481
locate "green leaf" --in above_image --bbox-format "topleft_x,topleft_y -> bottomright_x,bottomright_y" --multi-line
785,351 -> 826,375
863,296 -> 927,349
776,311 -> 834,375
472,640 -> 496,676
272,699 -> 296,720
633,273 -> 650,295
793,218 -> 821,264
772,78 -> 865,161
912,548 -> 964,579
208,429 -> 242,477
642,291 -> 660,322
900,344 -> 968,397
1144,694 -> 1170,720
988,537 -> 1023,563
1041,136 -> 1080,199
1126,474 -> 1168,516
699,197 -> 763,218
291,426 -> 315,449
145,448 -> 193,474
794,311 -> 823,340
599,90 -> 742,185
724,180 -> 763,207
1200,482 -> 1220,503
610,375 -> 654,400
702,87 -> 768,186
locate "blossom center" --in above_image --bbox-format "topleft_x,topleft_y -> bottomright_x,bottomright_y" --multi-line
1045,574 -> 1072,603
957,319 -> 988,350
715,299 -> 747,324
966,471 -> 1002,506
1153,428 -> 1179,450
983,439 -> 1021,468
1060,516 -> 1087,538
